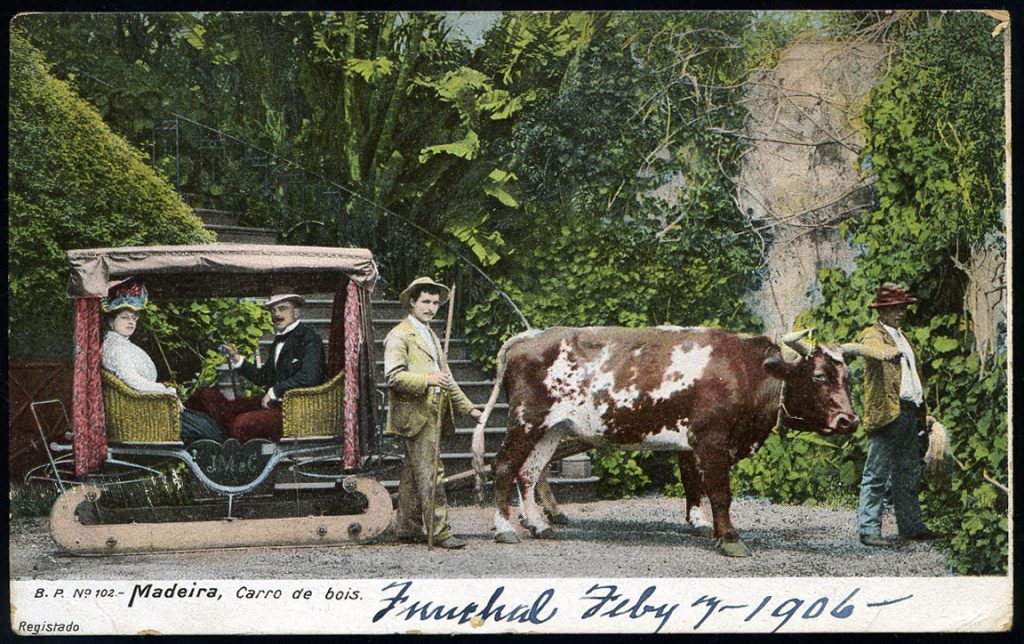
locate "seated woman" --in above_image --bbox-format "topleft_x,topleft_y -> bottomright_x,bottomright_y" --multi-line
101,279 -> 225,444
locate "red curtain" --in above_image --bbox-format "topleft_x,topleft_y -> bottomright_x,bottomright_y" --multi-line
342,280 -> 362,469
72,296 -> 107,476
327,277 -> 362,469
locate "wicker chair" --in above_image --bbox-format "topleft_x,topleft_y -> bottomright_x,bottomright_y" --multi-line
280,371 -> 345,439
101,369 -> 181,443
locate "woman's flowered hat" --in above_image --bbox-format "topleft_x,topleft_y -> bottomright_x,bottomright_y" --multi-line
103,278 -> 149,313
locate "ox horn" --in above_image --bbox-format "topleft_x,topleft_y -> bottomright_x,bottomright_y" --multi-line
839,342 -> 866,360
781,328 -> 813,357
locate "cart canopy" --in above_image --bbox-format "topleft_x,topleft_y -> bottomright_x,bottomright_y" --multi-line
67,244 -> 377,299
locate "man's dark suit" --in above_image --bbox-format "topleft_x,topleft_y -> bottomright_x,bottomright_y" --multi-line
238,323 -> 326,399
187,322 -> 326,442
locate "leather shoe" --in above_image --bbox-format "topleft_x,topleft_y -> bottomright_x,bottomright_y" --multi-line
436,536 -> 467,550
903,529 -> 934,541
860,534 -> 888,547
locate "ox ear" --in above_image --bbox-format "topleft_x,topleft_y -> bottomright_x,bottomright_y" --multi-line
763,355 -> 798,379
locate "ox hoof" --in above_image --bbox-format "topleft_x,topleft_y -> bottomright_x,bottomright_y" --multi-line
494,531 -> 520,544
532,527 -> 556,539
547,512 -> 570,526
715,538 -> 751,558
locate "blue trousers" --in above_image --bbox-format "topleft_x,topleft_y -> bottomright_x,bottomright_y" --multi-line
857,400 -> 927,536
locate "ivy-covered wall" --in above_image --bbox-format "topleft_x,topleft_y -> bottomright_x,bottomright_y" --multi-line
734,13 -> 1008,574
523,13 -> 1009,576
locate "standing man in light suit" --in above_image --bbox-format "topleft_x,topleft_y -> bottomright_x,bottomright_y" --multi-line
848,283 -> 935,547
384,277 -> 481,549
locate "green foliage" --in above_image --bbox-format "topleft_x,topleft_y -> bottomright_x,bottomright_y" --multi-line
465,207 -> 762,372
12,12 -> 1007,576
589,450 -> 652,500
137,299 -> 268,396
9,483 -> 62,519
922,351 -> 1008,574
465,13 -> 765,369
802,12 -> 1008,574
91,462 -> 194,508
8,30 -> 213,361
731,432 -> 862,509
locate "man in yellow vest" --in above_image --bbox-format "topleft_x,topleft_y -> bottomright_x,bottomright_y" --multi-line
384,277 -> 482,549
852,283 -> 934,547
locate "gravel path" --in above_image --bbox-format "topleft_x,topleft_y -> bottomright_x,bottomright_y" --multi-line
9,496 -> 949,580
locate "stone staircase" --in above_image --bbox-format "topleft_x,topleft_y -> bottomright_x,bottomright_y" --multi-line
194,208 -> 279,244
195,208 -> 597,506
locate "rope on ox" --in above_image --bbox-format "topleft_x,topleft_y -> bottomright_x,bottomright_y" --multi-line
775,329 -> 813,434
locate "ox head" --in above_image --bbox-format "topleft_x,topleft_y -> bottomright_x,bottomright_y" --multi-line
762,329 -> 859,435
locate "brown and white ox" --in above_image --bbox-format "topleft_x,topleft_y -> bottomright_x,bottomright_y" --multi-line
471,326 -> 859,557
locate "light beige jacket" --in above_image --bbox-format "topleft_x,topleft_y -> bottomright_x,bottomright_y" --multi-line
383,318 -> 476,438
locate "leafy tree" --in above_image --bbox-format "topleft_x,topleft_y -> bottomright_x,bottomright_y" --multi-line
465,12 -> 765,371
8,30 -> 213,360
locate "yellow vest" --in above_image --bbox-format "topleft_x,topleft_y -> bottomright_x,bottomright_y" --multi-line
857,321 -> 927,433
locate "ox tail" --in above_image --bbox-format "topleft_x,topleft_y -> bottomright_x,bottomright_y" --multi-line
471,329 -> 544,504
923,416 -> 953,482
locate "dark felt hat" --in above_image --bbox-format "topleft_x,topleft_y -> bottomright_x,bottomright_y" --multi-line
868,282 -> 918,308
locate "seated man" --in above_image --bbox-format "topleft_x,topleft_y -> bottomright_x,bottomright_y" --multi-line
101,279 -> 225,444
189,290 -> 326,442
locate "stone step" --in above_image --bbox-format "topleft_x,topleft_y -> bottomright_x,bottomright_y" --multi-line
300,298 -> 335,319
249,335 -> 470,362
371,300 -> 407,320
208,224 -> 279,244
379,381 -> 503,405
193,207 -> 243,227
374,338 -> 468,361
385,475 -> 598,505
371,317 -> 446,337
375,468 -> 598,507
448,426 -> 509,453
356,448 -> 591,480
374,359 -> 490,382
384,402 -> 510,426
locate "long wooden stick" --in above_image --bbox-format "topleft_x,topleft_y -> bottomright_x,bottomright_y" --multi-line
427,284 -> 456,549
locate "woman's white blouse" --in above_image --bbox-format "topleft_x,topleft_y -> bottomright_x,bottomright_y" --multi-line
102,330 -> 176,395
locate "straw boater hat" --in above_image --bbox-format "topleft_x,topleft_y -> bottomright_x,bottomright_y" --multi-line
263,288 -> 306,310
103,278 -> 148,313
868,282 -> 918,309
399,277 -> 450,309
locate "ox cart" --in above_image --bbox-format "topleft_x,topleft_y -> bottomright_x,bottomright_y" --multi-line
32,244 -> 392,555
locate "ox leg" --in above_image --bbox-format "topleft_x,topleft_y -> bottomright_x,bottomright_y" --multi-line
518,429 -> 565,539
678,452 -> 713,537
538,440 -> 588,525
536,471 -> 569,525
701,448 -> 751,558
492,448 -> 522,544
